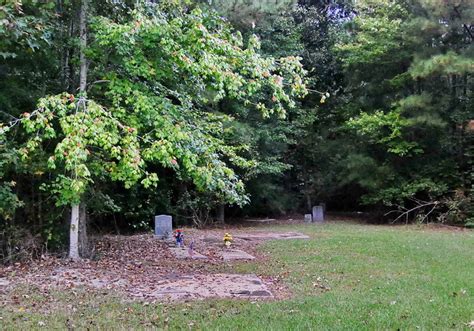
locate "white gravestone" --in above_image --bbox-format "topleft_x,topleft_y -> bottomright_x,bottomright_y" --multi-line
155,215 -> 172,239
319,202 -> 326,213
312,205 -> 324,223
304,214 -> 312,223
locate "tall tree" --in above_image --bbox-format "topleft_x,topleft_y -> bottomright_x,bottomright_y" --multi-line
69,0 -> 88,260
337,0 -> 473,222
0,0 -> 307,258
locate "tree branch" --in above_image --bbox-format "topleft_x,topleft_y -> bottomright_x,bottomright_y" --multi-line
389,201 -> 439,224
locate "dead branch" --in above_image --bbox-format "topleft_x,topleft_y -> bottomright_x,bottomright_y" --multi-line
389,201 -> 440,224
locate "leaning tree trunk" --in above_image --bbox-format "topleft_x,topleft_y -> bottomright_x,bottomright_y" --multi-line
69,0 -> 88,260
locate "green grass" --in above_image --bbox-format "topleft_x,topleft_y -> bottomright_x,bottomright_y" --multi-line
1,222 -> 473,330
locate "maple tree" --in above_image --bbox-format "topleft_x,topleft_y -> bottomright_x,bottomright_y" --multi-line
0,0 -> 306,258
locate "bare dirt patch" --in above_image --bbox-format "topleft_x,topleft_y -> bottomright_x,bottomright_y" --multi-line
0,227 -> 309,302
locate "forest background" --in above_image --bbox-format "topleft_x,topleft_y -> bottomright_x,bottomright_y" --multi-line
0,0 -> 472,261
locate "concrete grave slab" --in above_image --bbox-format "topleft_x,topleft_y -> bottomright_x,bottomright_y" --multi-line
43,268 -> 273,300
243,218 -> 276,223
234,232 -> 310,241
42,268 -> 272,301
222,249 -> 256,261
148,273 -> 272,300
169,247 -> 208,260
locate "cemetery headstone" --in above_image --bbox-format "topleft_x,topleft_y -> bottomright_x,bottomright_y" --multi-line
154,215 -> 172,239
304,214 -> 312,223
312,205 -> 325,223
319,202 -> 326,213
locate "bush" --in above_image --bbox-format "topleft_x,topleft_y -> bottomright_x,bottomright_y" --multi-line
0,224 -> 42,264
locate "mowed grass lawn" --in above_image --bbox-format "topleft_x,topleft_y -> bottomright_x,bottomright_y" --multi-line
2,222 -> 473,330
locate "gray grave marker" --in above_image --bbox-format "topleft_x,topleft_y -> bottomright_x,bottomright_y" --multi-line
312,205 -> 325,223
319,202 -> 326,213
154,215 -> 172,239
304,214 -> 312,223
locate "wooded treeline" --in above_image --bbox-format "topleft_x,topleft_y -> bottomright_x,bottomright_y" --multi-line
0,0 -> 472,261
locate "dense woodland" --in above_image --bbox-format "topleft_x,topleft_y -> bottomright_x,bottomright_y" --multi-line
0,0 -> 472,261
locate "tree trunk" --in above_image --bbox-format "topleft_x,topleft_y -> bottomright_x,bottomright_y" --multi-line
216,204 -> 225,223
69,204 -> 80,260
68,0 -> 88,260
79,0 -> 87,93
306,192 -> 312,212
78,203 -> 89,257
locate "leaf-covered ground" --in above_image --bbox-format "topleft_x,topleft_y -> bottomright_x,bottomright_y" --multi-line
0,226 -> 297,302
1,219 -> 473,330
